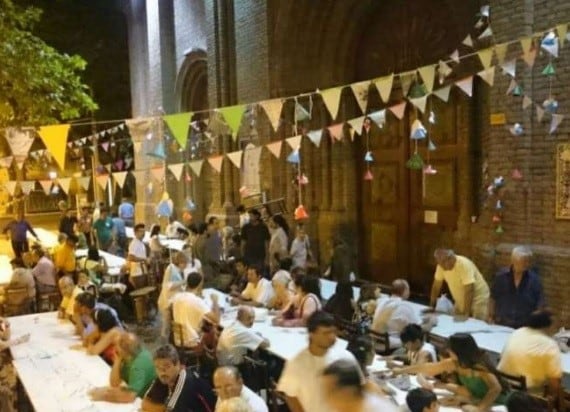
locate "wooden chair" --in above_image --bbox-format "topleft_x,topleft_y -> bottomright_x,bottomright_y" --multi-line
334,316 -> 360,340
2,286 -> 33,316
367,328 -> 392,356
496,370 -> 527,391
169,321 -> 201,369
560,387 -> 570,412
36,288 -> 61,312
425,332 -> 448,359
242,355 -> 271,402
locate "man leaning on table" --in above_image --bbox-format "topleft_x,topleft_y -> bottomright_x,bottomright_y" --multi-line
430,249 -> 490,320
89,332 -> 156,403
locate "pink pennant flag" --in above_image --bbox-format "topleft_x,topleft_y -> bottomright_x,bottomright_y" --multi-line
328,124 -> 344,142
101,142 -> 110,152
150,167 -> 165,182
388,101 -> 407,120
115,159 -> 124,171
96,174 -> 110,190
208,156 -> 224,173
39,180 -> 52,195
266,141 -> 282,159
455,76 -> 474,97
58,177 -> 72,195
14,155 -> 26,170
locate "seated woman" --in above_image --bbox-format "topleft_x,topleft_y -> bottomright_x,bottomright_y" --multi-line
77,270 -> 98,297
0,318 -> 30,412
268,270 -> 293,310
78,246 -> 107,286
394,333 -> 507,411
86,308 -> 122,365
324,281 -> 355,322
272,275 -> 322,327
357,282 -> 381,317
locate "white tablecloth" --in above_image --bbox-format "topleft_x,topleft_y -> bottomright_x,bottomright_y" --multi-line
9,312 -> 140,412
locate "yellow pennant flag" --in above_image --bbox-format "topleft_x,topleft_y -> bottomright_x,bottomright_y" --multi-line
38,124 -> 71,170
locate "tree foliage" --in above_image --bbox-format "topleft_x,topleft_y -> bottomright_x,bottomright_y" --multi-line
0,0 -> 98,127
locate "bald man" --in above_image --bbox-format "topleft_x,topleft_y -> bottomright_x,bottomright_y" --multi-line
57,276 -> 82,320
213,366 -> 268,412
89,332 -> 156,403
217,306 -> 270,367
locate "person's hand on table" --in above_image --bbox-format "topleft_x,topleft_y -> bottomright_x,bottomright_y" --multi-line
70,343 -> 84,351
210,293 -> 219,304
416,374 -> 434,391
272,317 -> 285,327
439,396 -> 462,407
88,387 -> 109,401
461,404 -> 481,412
230,297 -> 240,306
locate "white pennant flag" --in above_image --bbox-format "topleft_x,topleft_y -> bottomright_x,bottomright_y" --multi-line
350,80 -> 370,114
226,151 -> 243,169
477,48 -> 494,69
368,110 -> 386,128
208,156 -> 224,173
462,34 -> 473,47
432,86 -> 451,102
522,96 -> 533,110
259,99 -> 283,132
388,102 -> 407,120
5,128 -> 34,158
307,130 -> 323,148
4,181 -> 18,196
478,26 -> 493,40
374,74 -> 394,103
96,175 -> 110,190
320,87 -> 343,120
78,176 -> 91,190
450,50 -> 460,63
20,181 -> 35,195
506,78 -> 517,95
167,164 -> 184,181
113,171 -> 129,187
39,180 -> 52,195
58,177 -> 72,194
409,96 -> 428,113
455,77 -> 474,97
417,65 -> 436,92
501,59 -> 516,77
477,67 -> 495,86
494,43 -> 508,65
189,160 -> 204,177
348,116 -> 366,137
265,141 -> 282,158
286,135 -> 303,149
550,114 -> 564,134
437,60 -> 453,83
536,105 -> 545,123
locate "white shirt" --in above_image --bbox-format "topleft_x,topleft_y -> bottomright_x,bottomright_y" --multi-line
371,296 -> 421,348
183,258 -> 203,279
239,213 -> 250,229
277,347 -> 360,412
498,327 -> 562,390
290,237 -> 309,269
158,263 -> 184,311
217,320 -> 266,366
241,278 -> 273,306
171,291 -> 210,347
166,221 -> 185,238
215,385 -> 268,412
408,342 -> 437,365
128,237 -> 147,277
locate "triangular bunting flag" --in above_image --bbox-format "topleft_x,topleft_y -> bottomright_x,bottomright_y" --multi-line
4,181 -> 18,196
542,62 -> 555,76
266,141 -> 282,158
0,156 -> 13,168
295,101 -> 311,121
189,160 -> 204,177
147,141 -> 166,159
450,50 -> 460,63
167,164 -> 184,181
259,99 -> 283,132
557,24 -> 568,46
38,124 -> 70,170
455,77 -> 474,97
287,150 -> 300,164
550,114 -> 564,134
522,49 -> 536,67
226,151 -> 243,169
536,105 -> 545,122
520,37 -> 533,53
437,60 -> 453,83
478,26 -> 493,39
163,112 -> 192,149
58,177 -> 72,195
374,74 -> 394,103
307,130 -> 323,148
522,95 -> 533,110
477,48 -> 494,69
20,181 -> 35,195
320,87 -> 343,120
96,174 -> 110,190
541,33 -> 559,58
39,180 -> 52,195
409,96 -> 428,113
219,104 -> 246,137
14,156 -> 26,170
388,101 -> 407,120
399,72 -> 415,97
432,86 -> 451,102
348,116 -> 366,137
151,167 -> 165,182
506,78 -> 517,95
208,156 -> 224,173
350,81 -> 370,114
477,67 -> 495,86
328,124 -> 344,142
5,128 -> 34,158
368,110 -> 386,128
501,59 -> 516,77
77,176 -> 91,190
286,135 -> 303,149
113,171 -> 129,188
131,170 -> 146,185
494,43 -> 508,64
462,34 -> 473,47
417,65 -> 436,93
101,142 -> 110,152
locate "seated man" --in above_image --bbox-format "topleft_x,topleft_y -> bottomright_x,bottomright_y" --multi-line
406,388 -> 440,412
217,306 -> 270,367
489,246 -> 545,328
142,344 -> 216,411
228,258 -> 248,295
58,276 -> 82,320
53,234 -> 78,277
8,258 -> 36,310
89,332 -> 156,403
231,264 -> 273,307
31,247 -> 57,293
171,272 -> 220,348
213,366 -> 268,412
498,311 -> 562,397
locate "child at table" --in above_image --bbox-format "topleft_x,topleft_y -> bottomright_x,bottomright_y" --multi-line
86,308 -> 122,365
0,317 -> 30,412
406,388 -> 440,412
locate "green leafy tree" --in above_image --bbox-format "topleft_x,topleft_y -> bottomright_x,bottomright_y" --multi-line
0,0 -> 97,127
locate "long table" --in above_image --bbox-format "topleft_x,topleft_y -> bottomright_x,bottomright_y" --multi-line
9,312 -> 141,412
125,227 -> 185,252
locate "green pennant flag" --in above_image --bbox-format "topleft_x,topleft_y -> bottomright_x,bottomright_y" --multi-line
163,112 -> 192,149
542,62 -> 555,76
512,85 -> 523,96
219,104 -> 246,137
405,153 -> 424,170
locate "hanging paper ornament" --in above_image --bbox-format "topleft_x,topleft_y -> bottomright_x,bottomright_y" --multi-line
509,123 -> 524,136
147,142 -> 166,159
428,140 -> 437,151
480,5 -> 490,17
492,215 -> 501,223
294,204 -> 309,220
299,174 -> 309,185
512,85 -> 523,96
364,151 -> 373,162
541,31 -> 559,57
512,169 -> 523,180
406,153 -> 424,170
185,172 -> 192,182
410,119 -> 427,140
185,198 -> 197,211
542,62 -> 556,76
428,111 -> 436,124
364,170 -> 373,181
156,198 -> 173,217
423,165 -> 438,175
147,182 -> 153,193
495,225 -> 504,234
542,98 -> 559,114
287,149 -> 300,164
496,200 -> 503,210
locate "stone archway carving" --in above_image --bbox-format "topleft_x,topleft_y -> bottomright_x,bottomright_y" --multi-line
175,48 -> 208,112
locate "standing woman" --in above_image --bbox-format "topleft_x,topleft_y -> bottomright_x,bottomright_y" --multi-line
0,317 -> 30,412
268,215 -> 289,274
157,252 -> 188,338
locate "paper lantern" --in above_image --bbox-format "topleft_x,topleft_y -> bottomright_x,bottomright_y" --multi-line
410,119 -> 427,140
406,153 -> 424,170
364,151 -> 373,162
543,98 -> 559,114
509,123 -> 524,136
423,164 -> 437,175
294,204 -> 309,220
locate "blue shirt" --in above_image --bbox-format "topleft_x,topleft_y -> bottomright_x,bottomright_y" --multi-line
112,217 -> 127,238
118,202 -> 134,219
491,267 -> 545,328
3,219 -> 37,242
83,302 -> 123,337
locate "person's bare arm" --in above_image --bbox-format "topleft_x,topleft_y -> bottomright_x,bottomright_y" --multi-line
487,298 -> 496,324
283,395 -> 304,412
393,358 -> 455,377
462,283 -> 475,316
471,371 -> 502,411
89,386 -> 137,403
110,355 -> 123,388
430,279 -> 443,307
141,397 -> 166,412
87,329 -> 119,355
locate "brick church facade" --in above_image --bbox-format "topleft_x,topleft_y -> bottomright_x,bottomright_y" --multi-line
124,0 -> 570,325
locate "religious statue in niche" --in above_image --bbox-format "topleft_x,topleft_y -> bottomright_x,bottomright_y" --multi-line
242,143 -> 261,196
556,143 -> 570,219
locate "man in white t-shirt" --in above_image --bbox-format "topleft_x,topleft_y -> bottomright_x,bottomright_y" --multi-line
498,311 -> 562,397
430,249 -> 490,320
127,223 -> 149,283
217,306 -> 270,366
213,366 -> 268,412
277,310 -> 361,412
171,271 -> 220,347
232,265 -> 273,307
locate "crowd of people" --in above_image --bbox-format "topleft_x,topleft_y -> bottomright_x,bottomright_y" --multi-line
0,200 -> 567,412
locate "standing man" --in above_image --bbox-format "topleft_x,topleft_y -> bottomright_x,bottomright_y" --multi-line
111,210 -> 127,256
241,209 -> 270,268
92,207 -> 114,251
2,211 -> 39,259
127,223 -> 149,288
489,246 -> 545,328
118,197 -> 134,228
430,249 -> 490,320
59,207 -> 78,238
77,205 -> 93,247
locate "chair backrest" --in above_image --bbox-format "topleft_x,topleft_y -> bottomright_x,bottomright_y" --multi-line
367,328 -> 392,355
496,370 -> 527,391
426,332 -> 448,359
242,355 -> 270,395
334,316 -> 360,340
4,286 -> 31,316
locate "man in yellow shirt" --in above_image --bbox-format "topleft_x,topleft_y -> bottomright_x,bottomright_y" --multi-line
430,249 -> 490,320
53,234 -> 78,276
